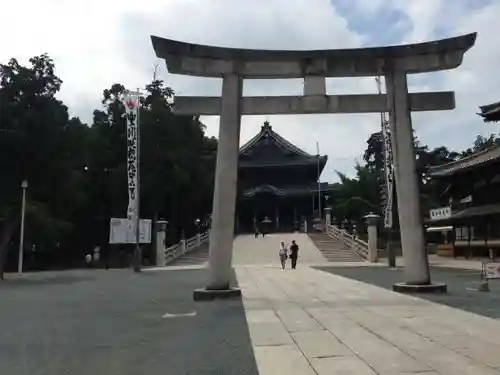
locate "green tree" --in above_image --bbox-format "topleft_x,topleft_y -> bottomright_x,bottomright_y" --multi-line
0,54 -> 89,277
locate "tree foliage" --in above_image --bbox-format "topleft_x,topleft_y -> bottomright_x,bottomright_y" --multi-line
330,127 -> 498,234
0,54 -> 217,276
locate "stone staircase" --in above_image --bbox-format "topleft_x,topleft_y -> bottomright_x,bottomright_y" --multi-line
167,243 -> 209,266
308,232 -> 364,262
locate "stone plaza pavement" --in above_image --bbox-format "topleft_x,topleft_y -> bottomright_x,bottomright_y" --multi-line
3,232 -> 500,374
239,265 -> 500,375
232,233 -> 327,265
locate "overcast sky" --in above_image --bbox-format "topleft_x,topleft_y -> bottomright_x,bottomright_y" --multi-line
1,0 -> 499,182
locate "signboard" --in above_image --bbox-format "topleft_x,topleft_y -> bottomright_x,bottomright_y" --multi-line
483,262 -> 500,279
382,118 -> 394,229
429,207 -> 452,221
122,92 -> 140,237
109,218 -> 152,244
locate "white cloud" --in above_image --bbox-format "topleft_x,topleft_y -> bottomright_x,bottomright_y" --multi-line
1,0 -> 499,182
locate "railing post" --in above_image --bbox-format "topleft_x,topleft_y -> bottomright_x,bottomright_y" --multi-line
181,239 -> 187,254
197,232 -> 201,247
324,207 -> 332,233
364,213 -> 380,263
155,220 -> 168,266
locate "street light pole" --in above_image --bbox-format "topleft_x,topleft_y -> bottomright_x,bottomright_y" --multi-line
18,180 -> 28,274
316,142 -> 322,220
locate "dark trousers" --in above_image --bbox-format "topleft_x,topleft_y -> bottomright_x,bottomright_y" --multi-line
290,256 -> 297,269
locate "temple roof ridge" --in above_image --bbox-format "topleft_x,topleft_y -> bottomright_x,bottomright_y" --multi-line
239,121 -> 313,157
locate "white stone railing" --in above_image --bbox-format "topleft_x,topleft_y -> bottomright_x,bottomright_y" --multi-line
326,224 -> 369,260
164,231 -> 209,265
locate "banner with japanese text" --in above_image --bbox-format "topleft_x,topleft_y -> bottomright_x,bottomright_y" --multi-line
122,92 -> 139,241
382,118 -> 394,229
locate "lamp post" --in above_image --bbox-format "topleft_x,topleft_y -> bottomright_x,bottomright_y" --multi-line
18,180 -> 28,274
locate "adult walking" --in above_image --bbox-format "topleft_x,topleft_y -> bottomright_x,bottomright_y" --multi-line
278,241 -> 288,269
289,240 -> 299,269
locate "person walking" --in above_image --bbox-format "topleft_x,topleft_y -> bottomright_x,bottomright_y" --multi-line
289,240 -> 299,269
85,253 -> 92,268
278,241 -> 288,270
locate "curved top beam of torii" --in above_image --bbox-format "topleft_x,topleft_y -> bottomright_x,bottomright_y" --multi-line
151,33 -> 476,78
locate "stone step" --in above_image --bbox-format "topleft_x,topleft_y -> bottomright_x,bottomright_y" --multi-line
168,244 -> 209,266
307,233 -> 363,262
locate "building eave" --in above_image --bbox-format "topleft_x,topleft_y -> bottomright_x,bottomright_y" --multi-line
478,100 -> 500,122
428,146 -> 500,177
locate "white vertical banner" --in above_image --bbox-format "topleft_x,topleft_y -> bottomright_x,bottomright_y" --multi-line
122,92 -> 140,242
382,117 -> 394,229
376,76 -> 394,229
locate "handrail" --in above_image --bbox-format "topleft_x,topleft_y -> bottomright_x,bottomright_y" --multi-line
326,224 -> 368,260
163,231 -> 209,265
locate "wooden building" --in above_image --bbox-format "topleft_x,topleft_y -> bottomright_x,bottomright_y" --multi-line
478,100 -> 500,122
236,122 -> 330,233
427,146 -> 500,258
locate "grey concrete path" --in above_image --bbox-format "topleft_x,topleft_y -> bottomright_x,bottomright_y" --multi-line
232,233 -> 327,265
0,268 -> 258,375
238,265 -> 500,374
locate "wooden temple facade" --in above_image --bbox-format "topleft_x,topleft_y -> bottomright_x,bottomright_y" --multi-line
427,146 -> 500,258
236,122 -> 329,233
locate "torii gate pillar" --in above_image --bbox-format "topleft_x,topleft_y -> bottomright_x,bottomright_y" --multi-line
151,32 -> 476,298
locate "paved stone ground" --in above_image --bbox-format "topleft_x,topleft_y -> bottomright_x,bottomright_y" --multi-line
0,269 -> 258,375
238,265 -> 500,374
232,233 -> 327,265
314,265 -> 500,320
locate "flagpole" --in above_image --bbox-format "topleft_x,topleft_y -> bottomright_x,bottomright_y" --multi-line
317,142 -> 321,220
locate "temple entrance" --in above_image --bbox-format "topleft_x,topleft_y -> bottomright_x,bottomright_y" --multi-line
237,190 -> 318,234
235,121 -> 332,234
152,32 -> 477,290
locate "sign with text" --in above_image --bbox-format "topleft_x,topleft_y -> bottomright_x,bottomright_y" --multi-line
109,218 -> 152,244
429,207 -> 452,221
382,118 -> 394,229
483,262 -> 500,279
122,92 -> 140,237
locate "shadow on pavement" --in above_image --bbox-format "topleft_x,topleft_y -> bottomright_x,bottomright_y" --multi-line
0,274 -> 96,288
0,268 -> 259,375
314,265 -> 500,320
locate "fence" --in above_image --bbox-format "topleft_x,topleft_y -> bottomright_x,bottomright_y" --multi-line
325,224 -> 369,260
163,231 -> 209,265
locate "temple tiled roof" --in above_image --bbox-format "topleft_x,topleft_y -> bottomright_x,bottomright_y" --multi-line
240,122 -> 312,157
242,183 -> 331,198
239,157 -> 328,168
428,146 -> 500,177
478,100 -> 500,122
239,121 -> 327,170
240,122 -> 314,157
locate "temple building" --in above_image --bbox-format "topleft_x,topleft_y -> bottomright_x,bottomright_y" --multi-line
478,100 -> 500,122
236,121 -> 330,233
427,146 -> 500,258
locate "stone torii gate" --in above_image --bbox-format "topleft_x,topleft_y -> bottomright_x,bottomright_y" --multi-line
151,33 -> 476,299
